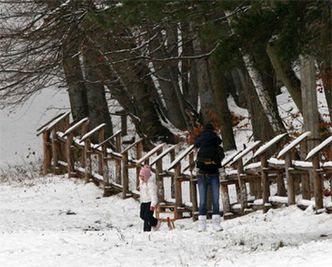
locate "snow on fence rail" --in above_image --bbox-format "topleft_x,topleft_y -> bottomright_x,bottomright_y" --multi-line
37,112 -> 332,222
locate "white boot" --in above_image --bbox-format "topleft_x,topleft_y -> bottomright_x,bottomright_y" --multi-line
198,215 -> 207,232
212,214 -> 223,232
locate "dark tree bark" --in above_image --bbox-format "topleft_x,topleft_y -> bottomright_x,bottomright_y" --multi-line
233,67 -> 275,142
227,70 -> 247,109
267,41 -> 330,136
92,35 -> 175,145
320,63 -> 332,122
192,37 -> 219,125
243,50 -> 286,135
315,1 -> 332,123
149,28 -> 187,130
266,41 -> 302,111
128,61 -> 175,144
62,26 -> 89,121
82,46 -> 113,138
317,49 -> 332,123
209,56 -> 236,150
187,57 -> 200,113
301,55 -> 320,149
182,22 -> 199,116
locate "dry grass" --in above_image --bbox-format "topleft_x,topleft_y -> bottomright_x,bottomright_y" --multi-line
0,159 -> 42,185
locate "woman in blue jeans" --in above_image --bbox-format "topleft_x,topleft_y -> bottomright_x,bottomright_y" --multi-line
194,123 -> 223,232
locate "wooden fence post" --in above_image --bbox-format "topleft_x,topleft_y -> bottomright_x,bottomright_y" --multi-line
189,151 -> 198,221
301,173 -> 311,200
236,159 -> 247,213
261,153 -> 270,212
37,112 -> 71,176
80,121 -> 89,168
122,151 -> 129,199
221,182 -> 231,218
170,149 -> 176,199
313,155 -> 323,210
61,114 -> 70,165
136,141 -> 143,189
66,132 -> 74,177
51,128 -> 59,173
156,150 -> 164,201
276,170 -> 287,196
286,154 -> 295,205
174,162 -> 182,219
84,138 -> 92,183
98,128 -> 105,177
42,131 -> 51,175
115,133 -> 122,185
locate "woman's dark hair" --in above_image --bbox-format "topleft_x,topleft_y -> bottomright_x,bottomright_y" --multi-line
204,123 -> 215,131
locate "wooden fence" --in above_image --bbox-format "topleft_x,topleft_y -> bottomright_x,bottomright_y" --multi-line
37,113 -> 332,221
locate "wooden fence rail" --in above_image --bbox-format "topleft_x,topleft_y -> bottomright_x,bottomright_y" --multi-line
37,113 -> 332,222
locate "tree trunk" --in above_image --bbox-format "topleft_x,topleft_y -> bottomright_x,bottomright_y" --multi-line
209,56 -> 236,150
242,52 -> 286,135
321,64 -> 332,121
187,57 -> 200,113
300,48 -> 322,208
182,22 -> 199,115
82,47 -> 113,138
99,66 -> 141,129
227,70 -> 247,109
316,3 -> 332,123
149,29 -> 187,130
234,67 -> 275,142
317,53 -> 332,124
267,42 -> 330,136
82,19 -> 175,145
266,41 -> 302,111
62,26 -> 89,121
128,62 -> 175,144
225,11 -> 285,137
192,37 -> 218,124
95,40 -> 175,145
300,55 -> 320,149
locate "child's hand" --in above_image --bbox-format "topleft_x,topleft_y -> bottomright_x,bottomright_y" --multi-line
150,206 -> 155,211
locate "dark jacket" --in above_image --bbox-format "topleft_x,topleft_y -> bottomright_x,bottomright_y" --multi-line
194,129 -> 222,174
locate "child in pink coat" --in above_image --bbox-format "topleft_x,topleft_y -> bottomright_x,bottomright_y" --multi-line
139,165 -> 161,232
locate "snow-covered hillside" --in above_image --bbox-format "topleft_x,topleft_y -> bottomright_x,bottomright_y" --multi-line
0,176 -> 331,267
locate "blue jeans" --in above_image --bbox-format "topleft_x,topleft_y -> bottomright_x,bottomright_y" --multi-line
197,173 -> 220,215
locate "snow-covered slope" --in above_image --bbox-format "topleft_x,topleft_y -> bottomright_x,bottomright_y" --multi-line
0,176 -> 331,267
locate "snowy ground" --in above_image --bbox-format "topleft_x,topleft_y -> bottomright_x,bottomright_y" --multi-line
0,176 -> 331,267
